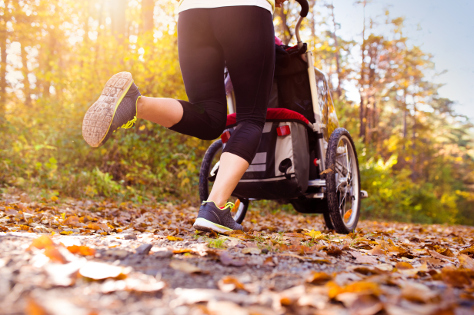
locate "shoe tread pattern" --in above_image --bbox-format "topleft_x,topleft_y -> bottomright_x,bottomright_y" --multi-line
82,72 -> 133,147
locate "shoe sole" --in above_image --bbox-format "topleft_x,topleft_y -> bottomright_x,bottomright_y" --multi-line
193,218 -> 233,234
82,72 -> 134,147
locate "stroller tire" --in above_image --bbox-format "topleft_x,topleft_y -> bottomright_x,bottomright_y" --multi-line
199,139 -> 250,224
325,128 -> 361,234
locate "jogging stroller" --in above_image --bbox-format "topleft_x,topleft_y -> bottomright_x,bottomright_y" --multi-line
199,0 -> 368,234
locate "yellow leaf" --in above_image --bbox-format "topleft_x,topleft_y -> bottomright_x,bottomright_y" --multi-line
28,235 -> 54,250
305,229 -> 323,240
167,236 -> 184,241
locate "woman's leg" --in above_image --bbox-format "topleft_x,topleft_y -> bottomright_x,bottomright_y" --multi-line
136,97 -> 183,128
206,7 -> 275,207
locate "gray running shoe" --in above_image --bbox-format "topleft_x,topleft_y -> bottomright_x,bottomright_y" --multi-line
193,201 -> 244,233
82,72 -> 141,147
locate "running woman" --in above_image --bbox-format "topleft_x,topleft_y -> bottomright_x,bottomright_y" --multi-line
82,0 -> 286,233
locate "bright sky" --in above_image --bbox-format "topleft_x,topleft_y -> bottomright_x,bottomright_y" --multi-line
328,0 -> 474,121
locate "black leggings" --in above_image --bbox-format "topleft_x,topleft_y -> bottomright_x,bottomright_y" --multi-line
169,6 -> 275,164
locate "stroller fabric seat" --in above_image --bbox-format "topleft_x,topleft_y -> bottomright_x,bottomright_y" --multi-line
226,108 -> 312,128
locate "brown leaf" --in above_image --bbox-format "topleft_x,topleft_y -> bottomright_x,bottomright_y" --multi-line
320,168 -> 333,175
350,251 -> 378,264
63,216 -> 80,227
458,254 -> 474,270
460,246 -> 474,257
87,222 -> 109,231
441,267 -> 473,288
278,253 -> 330,264
420,257 -> 446,267
395,261 -> 413,270
326,246 -> 343,257
430,249 -> 455,262
306,271 -> 332,284
242,247 -> 261,255
217,276 -> 247,292
263,256 -> 275,266
345,294 -> 383,314
401,282 -> 439,303
368,245 -> 386,256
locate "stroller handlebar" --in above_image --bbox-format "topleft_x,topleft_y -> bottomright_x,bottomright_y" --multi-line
294,0 -> 309,48
295,0 -> 309,18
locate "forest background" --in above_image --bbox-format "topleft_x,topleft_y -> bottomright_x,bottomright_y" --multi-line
0,0 -> 473,225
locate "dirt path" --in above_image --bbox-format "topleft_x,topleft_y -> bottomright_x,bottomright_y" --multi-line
1,193 -> 474,315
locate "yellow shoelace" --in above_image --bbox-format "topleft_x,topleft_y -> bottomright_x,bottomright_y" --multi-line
119,95 -> 140,130
120,116 -> 137,129
203,200 -> 235,210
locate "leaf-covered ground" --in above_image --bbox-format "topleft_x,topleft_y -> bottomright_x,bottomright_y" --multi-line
1,192 -> 474,315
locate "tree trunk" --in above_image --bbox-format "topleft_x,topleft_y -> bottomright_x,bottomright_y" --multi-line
411,100 -> 417,181
111,0 -> 127,42
20,43 -> 31,106
358,1 -> 367,140
330,4 -> 342,99
141,0 -> 155,34
277,6 -> 293,45
0,0 -> 10,119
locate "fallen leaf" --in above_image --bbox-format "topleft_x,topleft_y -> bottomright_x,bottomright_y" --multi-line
28,235 -> 54,250
441,267 -> 473,288
420,256 -> 445,267
242,247 -> 261,255
217,276 -> 247,292
44,246 -> 68,264
263,256 -> 275,266
401,281 -> 439,303
306,271 -> 332,284
87,222 -> 109,231
458,254 -> 474,270
25,298 -> 48,315
63,216 -> 80,227
343,209 -> 352,221
305,229 -> 324,240
79,261 -> 130,280
326,246 -> 343,257
327,281 -> 381,298
170,260 -> 203,273
67,245 -> 95,256
278,253 -> 330,264
369,245 -> 386,256
167,236 -> 184,241
320,168 -> 333,175
395,261 -> 413,270
350,251 -> 378,264
429,250 -> 455,262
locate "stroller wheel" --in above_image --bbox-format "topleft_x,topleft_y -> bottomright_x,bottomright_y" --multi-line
325,128 -> 361,234
199,139 -> 250,224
